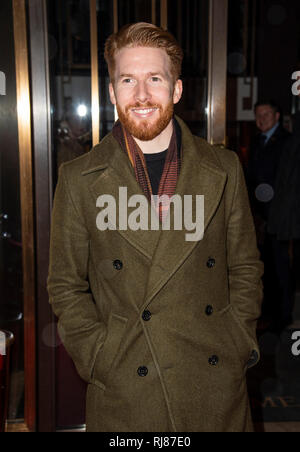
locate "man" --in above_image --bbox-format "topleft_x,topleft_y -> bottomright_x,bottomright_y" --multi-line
247,101 -> 292,330
247,101 -> 290,223
47,23 -> 263,432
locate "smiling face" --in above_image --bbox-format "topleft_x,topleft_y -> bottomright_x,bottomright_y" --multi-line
109,46 -> 182,141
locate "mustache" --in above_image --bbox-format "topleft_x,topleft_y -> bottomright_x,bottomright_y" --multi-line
125,102 -> 162,112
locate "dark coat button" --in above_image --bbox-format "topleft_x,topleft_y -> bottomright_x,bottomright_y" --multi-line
205,305 -> 213,316
142,310 -> 152,321
113,259 -> 123,270
208,355 -> 219,366
137,366 -> 148,377
207,258 -> 216,268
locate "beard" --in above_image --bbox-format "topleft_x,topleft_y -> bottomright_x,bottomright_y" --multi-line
116,100 -> 174,141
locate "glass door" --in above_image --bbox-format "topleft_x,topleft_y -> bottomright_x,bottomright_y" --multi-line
1,0 -> 36,432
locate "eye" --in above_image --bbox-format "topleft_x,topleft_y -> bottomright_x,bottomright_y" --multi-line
151,76 -> 161,82
121,78 -> 134,84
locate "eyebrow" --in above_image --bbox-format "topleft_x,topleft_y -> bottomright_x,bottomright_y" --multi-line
149,72 -> 165,77
119,73 -> 134,79
118,72 -> 167,79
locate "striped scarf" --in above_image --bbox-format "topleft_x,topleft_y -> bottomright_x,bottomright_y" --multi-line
112,119 -> 181,223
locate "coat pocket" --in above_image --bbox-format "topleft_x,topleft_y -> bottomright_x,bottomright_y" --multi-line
216,305 -> 254,371
90,313 -> 128,390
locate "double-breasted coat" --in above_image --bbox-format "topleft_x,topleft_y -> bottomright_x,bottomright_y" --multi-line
47,117 -> 263,432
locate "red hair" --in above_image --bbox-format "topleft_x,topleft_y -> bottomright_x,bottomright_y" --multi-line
104,22 -> 183,83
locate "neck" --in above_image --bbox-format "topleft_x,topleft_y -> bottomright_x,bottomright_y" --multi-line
133,120 -> 173,154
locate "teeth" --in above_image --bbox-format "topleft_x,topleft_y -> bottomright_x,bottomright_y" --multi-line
133,109 -> 156,114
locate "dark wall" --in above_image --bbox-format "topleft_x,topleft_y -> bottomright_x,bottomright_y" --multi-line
256,0 -> 300,115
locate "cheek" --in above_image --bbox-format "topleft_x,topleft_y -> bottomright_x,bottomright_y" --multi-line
156,87 -> 174,104
114,90 -> 133,107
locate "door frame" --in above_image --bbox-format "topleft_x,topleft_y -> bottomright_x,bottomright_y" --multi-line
28,0 -> 56,432
12,0 -> 36,432
207,0 -> 228,146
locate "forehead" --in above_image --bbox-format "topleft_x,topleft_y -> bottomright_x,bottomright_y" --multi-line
114,46 -> 171,77
256,105 -> 276,115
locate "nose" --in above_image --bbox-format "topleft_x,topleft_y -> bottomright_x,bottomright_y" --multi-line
134,81 -> 151,103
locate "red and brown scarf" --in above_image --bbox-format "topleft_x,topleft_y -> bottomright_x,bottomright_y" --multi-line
112,119 -> 181,223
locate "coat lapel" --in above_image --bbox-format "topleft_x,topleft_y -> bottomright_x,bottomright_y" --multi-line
143,119 -> 228,306
87,134 -> 161,261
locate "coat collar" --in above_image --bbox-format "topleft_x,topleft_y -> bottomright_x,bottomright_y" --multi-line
84,117 -> 228,305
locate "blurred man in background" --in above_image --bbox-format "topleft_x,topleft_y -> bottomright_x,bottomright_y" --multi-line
247,100 -> 292,331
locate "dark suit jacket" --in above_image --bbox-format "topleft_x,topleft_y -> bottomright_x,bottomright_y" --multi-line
246,124 -> 291,223
268,113 -> 300,240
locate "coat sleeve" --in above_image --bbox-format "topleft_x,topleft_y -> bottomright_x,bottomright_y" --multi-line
47,163 -> 107,383
226,153 -> 264,368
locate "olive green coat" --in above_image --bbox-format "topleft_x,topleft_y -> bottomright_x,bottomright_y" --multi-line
47,117 -> 263,432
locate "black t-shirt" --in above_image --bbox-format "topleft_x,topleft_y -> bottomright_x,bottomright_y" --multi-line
144,150 -> 168,195
144,119 -> 182,195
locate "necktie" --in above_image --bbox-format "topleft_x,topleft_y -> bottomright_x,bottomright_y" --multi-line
259,134 -> 267,149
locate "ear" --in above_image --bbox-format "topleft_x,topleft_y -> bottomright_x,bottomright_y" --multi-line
275,112 -> 280,123
109,82 -> 117,105
173,79 -> 183,105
